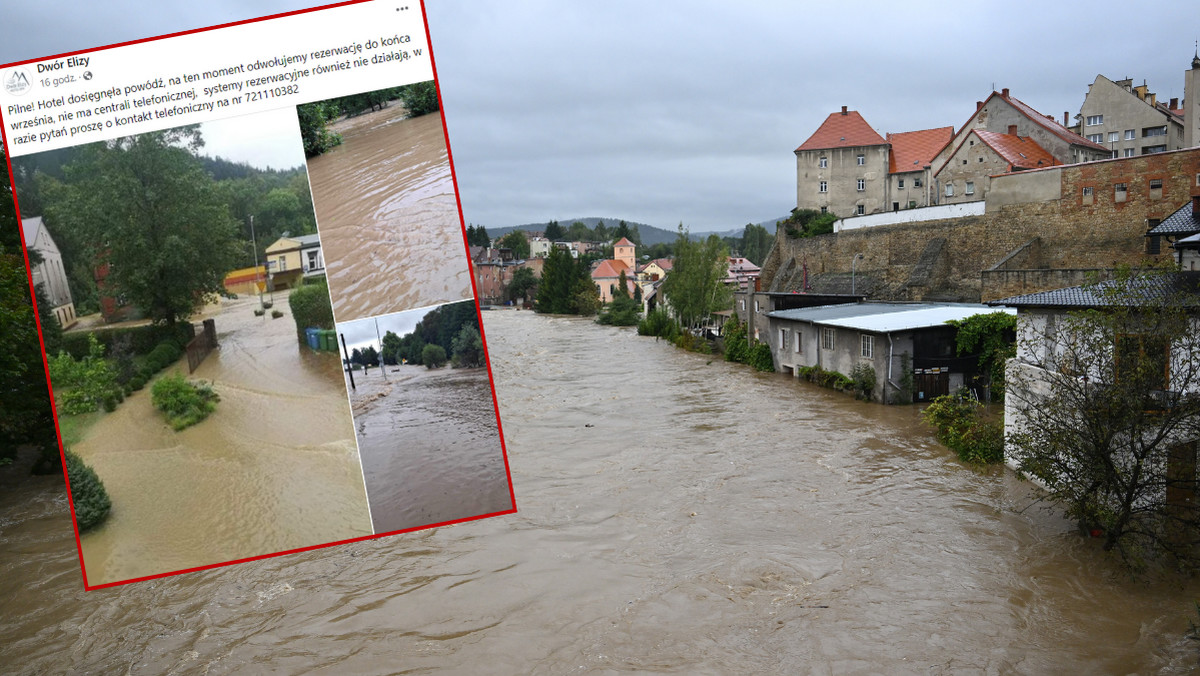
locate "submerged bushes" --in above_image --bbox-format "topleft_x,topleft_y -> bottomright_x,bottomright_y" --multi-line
921,391 -> 1004,464
151,373 -> 219,431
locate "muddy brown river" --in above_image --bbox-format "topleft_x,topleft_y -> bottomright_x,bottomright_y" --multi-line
307,102 -> 473,322
349,364 -> 511,534
3,310 -> 1200,673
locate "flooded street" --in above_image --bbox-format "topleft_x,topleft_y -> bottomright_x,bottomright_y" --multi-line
72,292 -> 371,586
349,364 -> 511,534
4,310 -> 1200,672
307,104 -> 473,322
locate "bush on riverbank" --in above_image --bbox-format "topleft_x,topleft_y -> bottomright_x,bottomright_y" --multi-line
289,280 -> 334,344
422,344 -> 448,369
151,373 -> 219,431
921,391 -> 1004,464
797,365 -> 855,392
721,320 -> 773,371
637,309 -> 679,340
64,449 -> 111,531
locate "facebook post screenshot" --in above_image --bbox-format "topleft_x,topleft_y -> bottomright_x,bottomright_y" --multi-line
0,0 -> 514,590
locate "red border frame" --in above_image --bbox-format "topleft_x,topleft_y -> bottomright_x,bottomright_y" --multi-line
1,0 -> 517,591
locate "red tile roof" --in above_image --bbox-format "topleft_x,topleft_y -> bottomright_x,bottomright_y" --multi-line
997,90 -> 1108,152
974,130 -> 1060,171
592,259 -> 631,280
796,109 -> 886,152
613,237 -> 635,247
886,126 -> 954,174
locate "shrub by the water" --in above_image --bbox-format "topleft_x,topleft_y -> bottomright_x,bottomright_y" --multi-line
289,281 -> 335,344
151,373 -> 219,431
921,391 -> 1004,464
422,343 -> 448,369
64,449 -> 111,531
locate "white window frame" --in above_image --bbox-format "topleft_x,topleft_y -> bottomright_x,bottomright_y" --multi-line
965,181 -> 975,195
1124,148 -> 1135,157
819,181 -> 827,193
856,154 -> 865,166
779,327 -> 786,349
897,178 -> 904,189
1086,133 -> 1103,143
1124,129 -> 1135,140
856,178 -> 865,191
1085,114 -> 1103,125
818,157 -> 828,168
1108,131 -> 1119,143
856,205 -> 865,215
821,327 -> 835,350
860,334 -> 874,359
945,183 -> 954,197
794,331 -> 802,353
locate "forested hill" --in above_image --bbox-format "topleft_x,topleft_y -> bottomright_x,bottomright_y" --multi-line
482,214 -> 792,245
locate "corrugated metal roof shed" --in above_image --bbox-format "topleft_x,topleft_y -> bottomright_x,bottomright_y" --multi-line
768,302 -> 1012,332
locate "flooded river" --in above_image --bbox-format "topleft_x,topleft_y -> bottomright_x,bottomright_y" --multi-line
307,102 -> 473,322
3,310 -> 1199,672
350,364 -> 511,534
72,293 -> 371,586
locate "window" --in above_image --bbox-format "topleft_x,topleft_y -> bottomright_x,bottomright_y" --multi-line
1124,148 -> 1136,157
277,256 -> 286,271
1082,186 -> 1094,205
821,327 -> 835,350
1114,182 -> 1127,203
740,299 -> 745,311
1142,145 -> 1167,154
1086,114 -> 1103,125
856,178 -> 865,191
860,334 -> 874,359
856,205 -> 865,215
818,156 -> 828,168
962,159 -> 968,165
1143,126 -> 1167,137
856,154 -> 865,165
965,181 -> 975,195
1149,178 -> 1163,195
779,328 -> 786,349
754,300 -> 760,313
1124,129 -> 1135,140
945,183 -> 954,197
897,178 -> 904,189
1086,133 -> 1103,143
1108,131 -> 1119,143
819,181 -> 827,193
794,331 -> 802,353
820,206 -> 828,214
913,178 -> 922,187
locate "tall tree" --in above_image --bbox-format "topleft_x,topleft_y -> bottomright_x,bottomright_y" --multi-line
498,230 -> 530,259
662,225 -> 732,331
42,127 -> 239,326
1006,271 -> 1200,571
544,220 -> 564,241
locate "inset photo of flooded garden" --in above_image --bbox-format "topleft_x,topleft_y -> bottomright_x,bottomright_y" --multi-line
335,300 -> 514,534
300,82 -> 474,322
11,109 -> 373,587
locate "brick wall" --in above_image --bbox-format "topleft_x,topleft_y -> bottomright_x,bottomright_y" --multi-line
762,147 -> 1200,302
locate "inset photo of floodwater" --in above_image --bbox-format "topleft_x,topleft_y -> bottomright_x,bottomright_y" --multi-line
301,82 -> 474,322
335,301 -> 514,534
11,109 -> 373,587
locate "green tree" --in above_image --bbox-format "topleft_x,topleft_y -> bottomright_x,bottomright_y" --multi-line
42,127 -> 239,326
544,220 -> 564,241
498,230 -> 530,259
465,224 -> 492,248
1006,271 -> 1200,571
381,330 -> 402,365
779,208 -> 837,239
740,222 -> 772,266
362,345 -> 380,367
422,343 -> 448,369
297,101 -> 343,157
451,324 -> 485,368
397,80 -> 440,117
662,225 -> 732,331
567,221 -> 592,241
65,449 -> 111,531
597,270 -> 640,326
507,266 -> 538,303
536,246 -> 595,315
948,311 -> 1017,402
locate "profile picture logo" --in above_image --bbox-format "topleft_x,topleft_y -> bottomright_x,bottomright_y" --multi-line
5,69 -> 32,96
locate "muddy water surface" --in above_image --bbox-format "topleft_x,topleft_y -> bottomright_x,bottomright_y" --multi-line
308,104 -> 472,322
4,310 -> 1200,673
349,364 -> 511,533
73,292 -> 371,585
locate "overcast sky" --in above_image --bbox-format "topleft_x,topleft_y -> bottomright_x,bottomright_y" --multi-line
197,108 -> 307,171
337,304 -> 434,355
3,1 -> 1199,231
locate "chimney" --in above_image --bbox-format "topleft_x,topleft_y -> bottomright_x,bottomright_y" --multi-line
976,101 -> 983,111
1001,88 -> 1009,98
1064,111 -> 1069,126
1171,97 -> 1179,109
841,105 -> 848,116
1008,124 -> 1018,136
